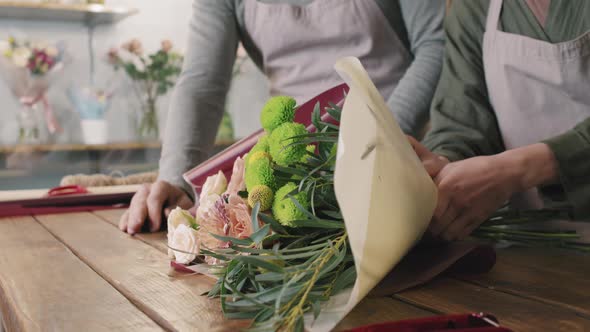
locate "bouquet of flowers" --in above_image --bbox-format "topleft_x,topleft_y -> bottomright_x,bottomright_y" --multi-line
167,57 -> 439,331
167,57 -> 589,331
0,36 -> 66,143
107,39 -> 182,140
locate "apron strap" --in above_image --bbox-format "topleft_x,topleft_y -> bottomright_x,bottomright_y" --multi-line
486,0 -> 503,32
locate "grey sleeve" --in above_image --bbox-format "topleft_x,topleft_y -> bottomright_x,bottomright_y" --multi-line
387,0 -> 445,138
159,0 -> 238,194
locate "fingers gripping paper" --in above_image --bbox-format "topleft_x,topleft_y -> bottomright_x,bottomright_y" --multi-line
308,57 -> 438,331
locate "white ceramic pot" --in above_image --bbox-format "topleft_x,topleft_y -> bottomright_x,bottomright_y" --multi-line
81,119 -> 108,144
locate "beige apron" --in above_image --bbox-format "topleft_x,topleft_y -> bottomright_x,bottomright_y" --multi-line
243,0 -> 411,104
483,0 -> 590,237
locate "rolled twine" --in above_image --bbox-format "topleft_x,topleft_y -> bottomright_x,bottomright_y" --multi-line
60,171 -> 158,187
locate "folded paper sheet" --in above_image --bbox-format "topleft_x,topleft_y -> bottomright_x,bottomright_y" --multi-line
307,57 -> 438,331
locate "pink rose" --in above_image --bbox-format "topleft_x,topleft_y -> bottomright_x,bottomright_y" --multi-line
169,224 -> 200,264
225,156 -> 246,195
226,194 -> 253,239
198,195 -> 230,251
121,38 -> 143,55
107,47 -> 120,65
200,171 -> 227,202
161,39 -> 173,53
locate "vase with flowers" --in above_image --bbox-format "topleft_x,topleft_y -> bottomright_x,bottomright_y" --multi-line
108,39 -> 182,141
0,36 -> 66,144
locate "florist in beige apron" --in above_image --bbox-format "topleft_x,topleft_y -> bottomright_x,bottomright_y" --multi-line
243,0 -> 411,105
483,0 -> 590,238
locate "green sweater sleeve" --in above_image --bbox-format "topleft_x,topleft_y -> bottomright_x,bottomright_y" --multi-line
422,0 -> 505,161
543,118 -> 590,218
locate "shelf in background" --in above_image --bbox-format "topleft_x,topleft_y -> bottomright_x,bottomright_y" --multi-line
0,140 -> 236,154
0,2 -> 138,25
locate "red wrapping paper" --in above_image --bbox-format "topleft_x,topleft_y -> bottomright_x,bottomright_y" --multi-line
182,83 -> 349,195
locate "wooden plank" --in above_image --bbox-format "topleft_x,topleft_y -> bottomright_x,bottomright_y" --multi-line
0,216 -> 161,332
36,212 -> 234,331
396,277 -> 590,331
456,247 -> 590,316
93,209 -> 169,254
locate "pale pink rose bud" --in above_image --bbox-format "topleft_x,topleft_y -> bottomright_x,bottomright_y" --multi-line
161,39 -> 173,53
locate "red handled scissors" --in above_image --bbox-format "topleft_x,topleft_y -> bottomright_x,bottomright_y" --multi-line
45,185 -> 90,197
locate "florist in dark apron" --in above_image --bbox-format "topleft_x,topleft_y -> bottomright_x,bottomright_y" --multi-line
415,0 -> 590,242
120,0 -> 446,234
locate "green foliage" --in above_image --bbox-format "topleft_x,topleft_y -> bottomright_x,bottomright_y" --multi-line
473,208 -> 590,252
269,122 -> 308,166
260,96 -> 296,132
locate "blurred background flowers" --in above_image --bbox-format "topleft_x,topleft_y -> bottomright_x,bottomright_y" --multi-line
0,35 -> 66,143
108,38 -> 182,141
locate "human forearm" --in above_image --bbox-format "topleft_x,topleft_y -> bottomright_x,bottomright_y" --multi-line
158,0 -> 239,194
388,42 -> 443,137
495,143 -> 559,192
391,0 -> 445,137
542,118 -> 590,218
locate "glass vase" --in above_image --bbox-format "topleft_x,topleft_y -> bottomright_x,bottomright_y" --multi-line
137,96 -> 159,142
17,103 -> 41,144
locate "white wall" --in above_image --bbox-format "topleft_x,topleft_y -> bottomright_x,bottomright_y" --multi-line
0,0 -> 269,144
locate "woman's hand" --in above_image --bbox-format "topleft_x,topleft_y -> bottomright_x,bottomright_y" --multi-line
407,136 -> 450,177
430,143 -> 559,241
119,180 -> 194,234
429,155 -> 519,241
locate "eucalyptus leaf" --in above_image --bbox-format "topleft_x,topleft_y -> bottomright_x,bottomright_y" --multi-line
312,300 -> 322,320
211,233 -> 254,246
250,224 -> 271,245
251,201 -> 261,233
331,265 -> 357,294
234,256 -> 285,273
258,213 -> 288,235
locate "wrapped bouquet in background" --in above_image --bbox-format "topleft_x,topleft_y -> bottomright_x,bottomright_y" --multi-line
0,36 -> 66,144
107,38 -> 182,141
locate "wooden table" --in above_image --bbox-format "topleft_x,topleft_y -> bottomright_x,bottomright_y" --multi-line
1,209 -> 589,331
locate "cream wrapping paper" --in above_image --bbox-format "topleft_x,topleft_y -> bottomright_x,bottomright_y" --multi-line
306,57 -> 438,331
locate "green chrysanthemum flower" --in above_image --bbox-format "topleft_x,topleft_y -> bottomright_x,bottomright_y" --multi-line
248,151 -> 271,165
248,185 -> 274,211
272,182 -> 309,227
245,157 -> 275,192
260,96 -> 297,132
245,134 -> 270,165
269,122 -> 308,166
